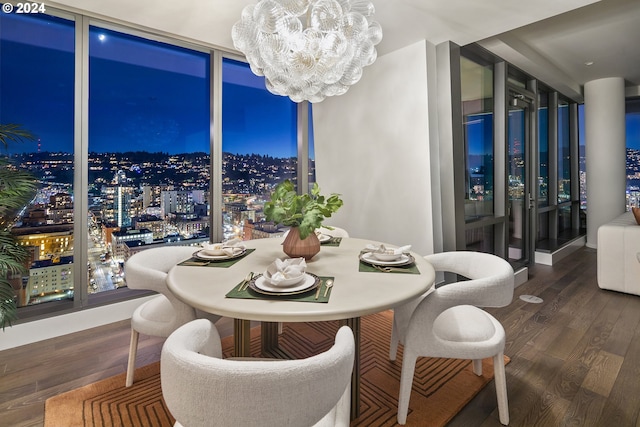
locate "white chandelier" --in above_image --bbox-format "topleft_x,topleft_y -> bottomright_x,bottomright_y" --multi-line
231,0 -> 383,103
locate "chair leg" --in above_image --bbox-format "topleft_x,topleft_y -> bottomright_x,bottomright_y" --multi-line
125,329 -> 139,387
397,351 -> 417,425
493,352 -> 509,425
389,316 -> 400,361
472,358 -> 483,375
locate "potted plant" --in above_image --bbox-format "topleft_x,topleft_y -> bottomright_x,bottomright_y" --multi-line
264,180 -> 343,259
0,124 -> 37,330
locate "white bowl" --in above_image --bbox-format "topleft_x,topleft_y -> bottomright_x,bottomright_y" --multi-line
263,270 -> 305,287
200,243 -> 226,256
372,251 -> 402,261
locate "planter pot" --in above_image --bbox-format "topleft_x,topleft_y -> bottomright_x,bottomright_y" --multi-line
283,227 -> 320,260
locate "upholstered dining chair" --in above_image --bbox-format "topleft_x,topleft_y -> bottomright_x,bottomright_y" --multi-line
161,319 -> 355,427
282,225 -> 350,239
390,251 -> 514,425
317,225 -> 349,238
124,246 -> 220,387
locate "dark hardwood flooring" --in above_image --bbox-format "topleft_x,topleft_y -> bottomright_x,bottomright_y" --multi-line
1,246 -> 639,426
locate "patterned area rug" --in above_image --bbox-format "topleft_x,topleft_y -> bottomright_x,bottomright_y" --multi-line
44,310 -> 507,426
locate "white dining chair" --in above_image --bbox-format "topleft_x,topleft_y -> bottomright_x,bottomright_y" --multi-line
161,319 -> 355,427
281,225 -> 349,240
317,225 -> 349,238
124,246 -> 220,387
390,251 -> 514,425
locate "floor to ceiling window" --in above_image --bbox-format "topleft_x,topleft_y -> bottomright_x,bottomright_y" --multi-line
458,45 -> 584,265
625,97 -> 640,209
557,98 -> 573,238
0,7 -> 312,323
87,25 -> 211,295
536,88 -> 553,245
221,58 -> 297,240
507,98 -> 528,263
0,11 -> 75,308
579,104 -> 586,214
460,55 -> 497,254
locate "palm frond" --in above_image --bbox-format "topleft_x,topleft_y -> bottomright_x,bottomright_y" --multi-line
0,278 -> 18,330
0,157 -> 37,226
0,123 -> 37,329
0,124 -> 36,148
0,230 -> 29,276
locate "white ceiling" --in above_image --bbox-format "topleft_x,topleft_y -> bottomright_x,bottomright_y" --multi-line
479,0 -> 640,99
50,0 -> 639,99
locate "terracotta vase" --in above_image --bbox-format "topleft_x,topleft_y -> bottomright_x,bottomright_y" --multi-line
283,227 -> 320,260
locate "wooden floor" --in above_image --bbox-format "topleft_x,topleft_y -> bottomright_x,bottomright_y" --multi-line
1,246 -> 639,426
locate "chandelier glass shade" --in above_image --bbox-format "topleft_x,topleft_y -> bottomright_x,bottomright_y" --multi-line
232,0 -> 383,103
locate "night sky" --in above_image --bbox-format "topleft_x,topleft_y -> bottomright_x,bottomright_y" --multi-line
0,12 -> 299,158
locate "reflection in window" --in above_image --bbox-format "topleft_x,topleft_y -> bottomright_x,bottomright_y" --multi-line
579,104 -> 586,212
461,56 -> 494,222
221,58 -> 298,241
88,26 -> 210,294
465,225 -> 495,254
308,104 -> 316,190
538,91 -> 549,207
0,12 -> 75,307
558,100 -> 571,203
625,98 -> 640,210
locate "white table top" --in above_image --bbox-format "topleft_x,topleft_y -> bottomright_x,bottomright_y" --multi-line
167,237 -> 435,322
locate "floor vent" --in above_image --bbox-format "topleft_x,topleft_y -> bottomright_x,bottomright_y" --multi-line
519,295 -> 543,303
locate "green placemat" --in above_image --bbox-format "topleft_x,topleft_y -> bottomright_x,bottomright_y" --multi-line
178,249 -> 255,268
321,237 -> 342,247
226,275 -> 334,303
358,261 -> 420,274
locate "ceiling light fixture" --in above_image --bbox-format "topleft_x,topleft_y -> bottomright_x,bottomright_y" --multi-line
232,0 -> 383,103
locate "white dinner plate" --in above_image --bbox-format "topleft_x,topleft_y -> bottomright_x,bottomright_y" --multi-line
249,273 -> 320,295
360,252 -> 415,266
318,234 -> 331,243
193,248 -> 246,261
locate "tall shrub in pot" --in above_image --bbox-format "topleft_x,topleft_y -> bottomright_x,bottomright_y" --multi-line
0,124 -> 37,330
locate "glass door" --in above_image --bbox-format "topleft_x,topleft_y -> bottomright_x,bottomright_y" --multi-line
508,93 -> 534,267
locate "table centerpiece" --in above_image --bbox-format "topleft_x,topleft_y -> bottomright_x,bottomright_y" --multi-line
264,180 -> 343,259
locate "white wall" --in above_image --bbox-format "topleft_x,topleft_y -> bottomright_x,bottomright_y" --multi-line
313,41 -> 435,257
0,296 -> 153,351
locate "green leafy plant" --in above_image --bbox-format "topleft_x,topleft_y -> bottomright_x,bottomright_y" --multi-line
264,180 -> 343,240
0,124 -> 37,330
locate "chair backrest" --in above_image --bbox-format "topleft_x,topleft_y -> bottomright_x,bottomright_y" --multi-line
125,246 -> 197,325
405,251 -> 514,351
317,225 -> 349,238
125,246 -> 195,292
424,251 -> 514,308
161,319 -> 355,427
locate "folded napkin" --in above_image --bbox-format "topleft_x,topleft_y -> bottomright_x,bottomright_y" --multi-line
264,257 -> 307,286
365,243 -> 411,255
201,238 -> 246,256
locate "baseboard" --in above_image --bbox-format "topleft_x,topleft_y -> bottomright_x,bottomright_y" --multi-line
0,296 -> 154,351
535,236 -> 586,266
514,267 -> 528,288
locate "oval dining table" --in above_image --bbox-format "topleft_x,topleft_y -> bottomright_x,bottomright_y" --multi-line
167,236 -> 435,420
